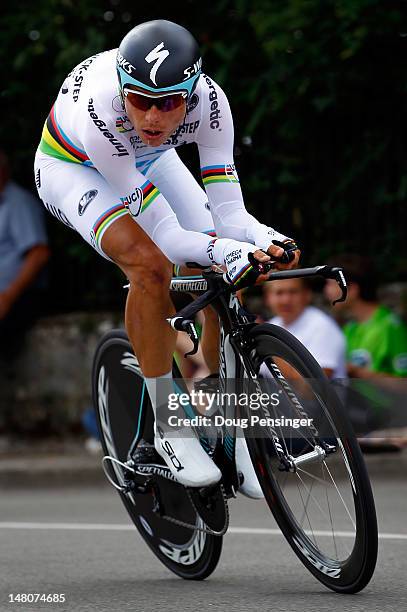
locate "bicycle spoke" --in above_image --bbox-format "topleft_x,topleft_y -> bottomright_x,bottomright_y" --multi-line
296,466 -> 335,488
295,471 -> 332,526
322,461 -> 339,560
295,477 -> 317,547
298,476 -> 315,530
263,355 -> 357,560
322,461 -> 356,531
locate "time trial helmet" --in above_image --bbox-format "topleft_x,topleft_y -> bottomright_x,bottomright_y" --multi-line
117,20 -> 202,100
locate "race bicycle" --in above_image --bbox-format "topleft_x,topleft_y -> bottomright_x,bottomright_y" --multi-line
92,253 -> 378,592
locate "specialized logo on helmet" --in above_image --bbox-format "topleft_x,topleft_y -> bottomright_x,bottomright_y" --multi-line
117,52 -> 136,76
78,189 -> 98,216
145,42 -> 170,85
183,58 -> 202,80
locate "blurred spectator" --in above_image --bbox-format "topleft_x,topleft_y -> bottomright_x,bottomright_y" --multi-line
0,150 -> 50,365
324,254 -> 407,447
264,277 -> 346,379
324,255 -> 407,380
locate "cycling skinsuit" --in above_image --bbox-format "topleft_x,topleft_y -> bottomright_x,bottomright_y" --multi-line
34,50 -> 282,266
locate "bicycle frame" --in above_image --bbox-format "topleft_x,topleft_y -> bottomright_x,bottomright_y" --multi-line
168,265 -> 347,493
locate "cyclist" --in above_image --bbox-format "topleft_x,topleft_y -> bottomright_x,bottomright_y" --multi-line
34,20 -> 300,495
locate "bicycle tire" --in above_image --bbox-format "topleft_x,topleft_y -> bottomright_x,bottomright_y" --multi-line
242,323 -> 378,593
92,328 -> 222,580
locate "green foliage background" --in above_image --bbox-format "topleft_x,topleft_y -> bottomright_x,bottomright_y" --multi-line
1,0 -> 406,311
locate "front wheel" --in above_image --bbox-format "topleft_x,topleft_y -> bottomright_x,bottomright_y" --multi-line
92,329 -> 222,580
241,324 -> 378,593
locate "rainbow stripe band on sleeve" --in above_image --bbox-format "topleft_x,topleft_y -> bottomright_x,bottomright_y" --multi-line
92,203 -> 128,250
39,105 -> 93,166
232,263 -> 254,286
140,180 -> 160,213
201,164 -> 239,186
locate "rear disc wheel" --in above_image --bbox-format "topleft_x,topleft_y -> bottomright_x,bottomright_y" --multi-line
92,329 -> 222,580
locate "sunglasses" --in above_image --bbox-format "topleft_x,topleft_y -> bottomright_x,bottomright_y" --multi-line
124,89 -> 186,113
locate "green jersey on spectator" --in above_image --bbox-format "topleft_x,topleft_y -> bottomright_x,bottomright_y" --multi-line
344,305 -> 407,376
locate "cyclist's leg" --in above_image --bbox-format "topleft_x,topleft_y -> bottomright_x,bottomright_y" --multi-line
145,151 -> 261,496
101,216 -> 175,375
146,149 -> 219,373
34,151 -> 175,376
35,151 -> 220,487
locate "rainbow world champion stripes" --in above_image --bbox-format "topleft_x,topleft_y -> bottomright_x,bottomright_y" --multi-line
140,180 -> 160,213
232,262 -> 254,287
92,203 -> 127,250
39,105 -> 92,166
201,164 -> 240,186
92,180 -> 161,251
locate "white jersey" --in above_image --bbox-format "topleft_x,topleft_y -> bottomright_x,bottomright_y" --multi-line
269,306 -> 347,379
36,50 -> 284,264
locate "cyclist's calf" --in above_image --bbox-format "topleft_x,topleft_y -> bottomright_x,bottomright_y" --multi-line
102,216 -> 175,376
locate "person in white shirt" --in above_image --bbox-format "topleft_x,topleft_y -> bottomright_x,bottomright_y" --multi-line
264,277 -> 346,379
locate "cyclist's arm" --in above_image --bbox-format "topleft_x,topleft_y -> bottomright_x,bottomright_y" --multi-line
197,80 -> 291,250
80,97 -> 224,267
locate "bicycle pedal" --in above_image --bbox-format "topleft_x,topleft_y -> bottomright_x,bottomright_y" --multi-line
131,439 -> 163,465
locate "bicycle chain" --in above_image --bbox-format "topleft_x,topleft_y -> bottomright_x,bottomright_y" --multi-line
159,483 -> 229,536
124,460 -> 229,536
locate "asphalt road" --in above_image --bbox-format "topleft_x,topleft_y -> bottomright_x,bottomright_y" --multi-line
1,475 -> 406,612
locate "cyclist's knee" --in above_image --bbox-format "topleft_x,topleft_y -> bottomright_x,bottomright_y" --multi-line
122,246 -> 171,289
102,218 -> 172,288
127,248 -> 172,290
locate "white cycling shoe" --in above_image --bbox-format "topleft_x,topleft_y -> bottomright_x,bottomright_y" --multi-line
154,423 -> 222,488
236,436 -> 264,499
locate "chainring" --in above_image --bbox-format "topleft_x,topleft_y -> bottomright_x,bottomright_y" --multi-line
187,483 -> 229,536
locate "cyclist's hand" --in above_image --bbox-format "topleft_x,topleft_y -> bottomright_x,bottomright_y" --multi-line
222,241 -> 262,288
220,238 -> 299,288
266,240 -> 300,270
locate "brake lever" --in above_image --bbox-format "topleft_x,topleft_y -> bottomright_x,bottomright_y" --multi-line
328,267 -> 347,305
314,265 -> 347,305
166,316 -> 200,356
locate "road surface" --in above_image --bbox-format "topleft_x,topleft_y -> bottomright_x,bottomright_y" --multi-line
0,472 -> 406,612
